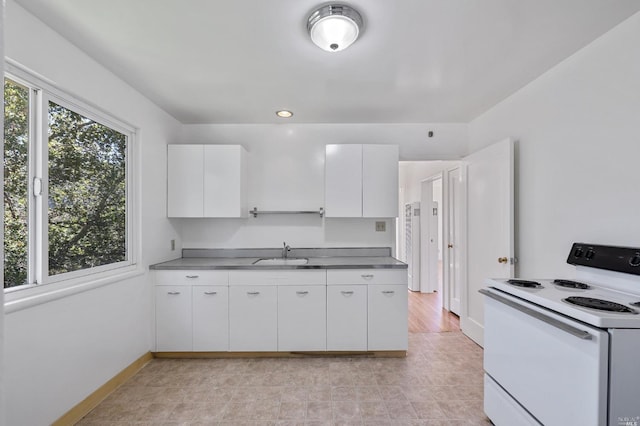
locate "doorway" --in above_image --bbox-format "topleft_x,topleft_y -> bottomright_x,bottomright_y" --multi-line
399,161 -> 461,331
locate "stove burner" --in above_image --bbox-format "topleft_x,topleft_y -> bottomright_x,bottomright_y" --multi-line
564,296 -> 638,314
553,279 -> 591,290
507,279 -> 543,288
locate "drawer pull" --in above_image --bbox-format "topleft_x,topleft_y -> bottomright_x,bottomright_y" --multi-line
361,274 -> 374,279
167,291 -> 181,295
247,291 -> 260,295
341,291 -> 354,296
296,291 -> 309,295
382,290 -> 395,294
204,291 -> 217,295
185,275 -> 199,279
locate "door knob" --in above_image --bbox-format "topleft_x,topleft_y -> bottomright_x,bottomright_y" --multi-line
498,257 -> 508,264
448,244 -> 453,248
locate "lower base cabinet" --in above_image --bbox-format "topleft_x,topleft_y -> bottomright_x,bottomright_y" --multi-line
327,285 -> 368,351
229,285 -> 278,351
278,285 -> 326,351
156,285 -> 192,351
155,268 -> 407,353
193,285 -> 229,351
368,284 -> 409,350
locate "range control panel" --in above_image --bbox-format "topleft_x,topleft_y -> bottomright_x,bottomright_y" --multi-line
567,243 -> 640,276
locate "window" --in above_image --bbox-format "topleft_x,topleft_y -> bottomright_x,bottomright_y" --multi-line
3,70 -> 135,290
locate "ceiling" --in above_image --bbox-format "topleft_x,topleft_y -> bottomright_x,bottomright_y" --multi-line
14,0 -> 640,124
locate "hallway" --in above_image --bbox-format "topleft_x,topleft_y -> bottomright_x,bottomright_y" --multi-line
408,291 -> 460,333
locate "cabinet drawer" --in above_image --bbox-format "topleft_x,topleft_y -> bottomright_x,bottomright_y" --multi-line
229,270 -> 326,286
327,269 -> 407,285
155,270 -> 229,285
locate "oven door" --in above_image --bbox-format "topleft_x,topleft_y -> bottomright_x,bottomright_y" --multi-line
481,288 -> 609,426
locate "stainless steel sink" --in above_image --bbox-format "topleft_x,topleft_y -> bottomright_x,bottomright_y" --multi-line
253,258 -> 309,265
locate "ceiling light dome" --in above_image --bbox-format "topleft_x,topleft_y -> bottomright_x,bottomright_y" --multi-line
307,4 -> 363,52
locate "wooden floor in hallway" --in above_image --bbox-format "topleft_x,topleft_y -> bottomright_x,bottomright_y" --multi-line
408,291 -> 460,333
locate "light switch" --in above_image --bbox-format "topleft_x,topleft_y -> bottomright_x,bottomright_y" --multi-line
375,221 -> 386,232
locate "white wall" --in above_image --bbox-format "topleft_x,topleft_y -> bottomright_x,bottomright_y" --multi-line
399,161 -> 460,204
468,12 -> 640,279
178,124 -> 467,250
3,1 -> 181,424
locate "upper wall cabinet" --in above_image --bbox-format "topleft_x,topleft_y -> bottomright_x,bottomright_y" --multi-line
168,144 -> 247,218
325,144 -> 399,218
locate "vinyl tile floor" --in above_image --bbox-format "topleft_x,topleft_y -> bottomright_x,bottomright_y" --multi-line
77,331 -> 489,425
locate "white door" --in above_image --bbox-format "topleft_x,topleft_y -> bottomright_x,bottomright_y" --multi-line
462,138 -> 515,345
445,168 -> 462,315
420,177 -> 440,293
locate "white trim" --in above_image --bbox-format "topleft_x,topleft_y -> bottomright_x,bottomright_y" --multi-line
4,265 -> 145,314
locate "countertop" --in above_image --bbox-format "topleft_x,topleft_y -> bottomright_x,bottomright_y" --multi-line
150,256 -> 407,270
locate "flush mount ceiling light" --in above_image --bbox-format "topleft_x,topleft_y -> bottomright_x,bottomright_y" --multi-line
276,110 -> 293,118
307,4 -> 363,52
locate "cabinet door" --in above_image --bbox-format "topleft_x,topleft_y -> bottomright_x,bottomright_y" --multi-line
362,144 -> 399,218
193,285 -> 229,351
327,285 -> 367,351
229,286 -> 278,351
368,285 -> 408,350
156,285 -> 192,351
203,145 -> 247,218
278,285 -> 326,351
167,145 -> 204,217
325,144 -> 362,217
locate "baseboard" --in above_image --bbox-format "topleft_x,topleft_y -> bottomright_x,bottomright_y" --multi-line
52,351 -> 153,426
153,350 -> 407,358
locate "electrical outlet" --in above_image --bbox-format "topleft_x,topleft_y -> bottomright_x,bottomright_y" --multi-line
375,221 -> 386,232
170,239 -> 176,251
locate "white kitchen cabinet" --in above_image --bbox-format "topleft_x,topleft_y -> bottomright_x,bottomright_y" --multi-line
229,285 -> 278,351
328,268 -> 408,351
167,144 -> 247,218
324,144 -> 399,218
167,145 -> 203,218
203,145 -> 247,217
368,284 -> 408,350
325,144 -> 363,217
326,285 -> 368,351
192,285 -> 229,351
278,285 -> 326,351
156,285 -> 192,351
362,144 -> 399,218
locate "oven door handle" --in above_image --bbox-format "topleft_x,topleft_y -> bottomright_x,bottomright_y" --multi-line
479,288 -> 593,340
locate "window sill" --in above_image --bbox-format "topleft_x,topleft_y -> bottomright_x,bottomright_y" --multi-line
3,265 -> 145,314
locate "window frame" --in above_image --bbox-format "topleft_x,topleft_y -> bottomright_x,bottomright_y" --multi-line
4,61 -> 139,299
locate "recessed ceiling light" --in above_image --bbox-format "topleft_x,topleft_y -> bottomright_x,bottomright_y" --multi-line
276,110 -> 293,118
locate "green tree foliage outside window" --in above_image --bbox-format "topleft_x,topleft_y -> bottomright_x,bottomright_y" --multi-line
3,77 -> 128,288
3,79 -> 30,288
48,102 -> 127,277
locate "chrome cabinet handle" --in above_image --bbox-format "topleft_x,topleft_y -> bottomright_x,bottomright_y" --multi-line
341,291 -> 354,295
382,290 -> 395,294
167,291 -> 180,295
479,288 -> 592,340
361,274 -> 374,279
296,291 -> 309,295
186,275 -> 199,279
204,291 -> 217,295
247,291 -> 260,295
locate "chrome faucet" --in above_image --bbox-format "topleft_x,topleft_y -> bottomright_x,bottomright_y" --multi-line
282,242 -> 291,259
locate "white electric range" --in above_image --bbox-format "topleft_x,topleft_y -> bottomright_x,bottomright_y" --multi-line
481,243 -> 640,426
